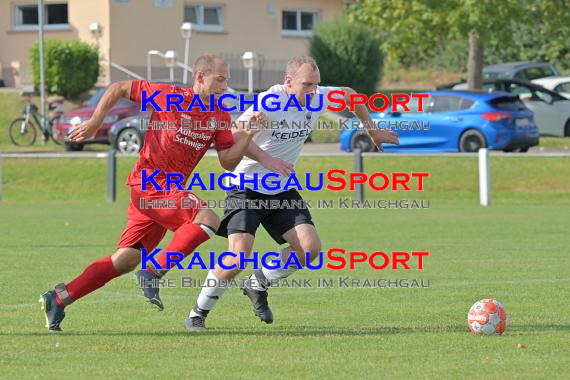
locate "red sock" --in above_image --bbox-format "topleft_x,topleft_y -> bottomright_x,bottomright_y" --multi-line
56,256 -> 120,308
149,223 -> 210,274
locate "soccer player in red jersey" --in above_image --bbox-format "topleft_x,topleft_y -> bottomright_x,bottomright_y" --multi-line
39,55 -> 262,331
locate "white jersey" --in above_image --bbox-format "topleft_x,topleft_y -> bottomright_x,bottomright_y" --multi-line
231,84 -> 342,195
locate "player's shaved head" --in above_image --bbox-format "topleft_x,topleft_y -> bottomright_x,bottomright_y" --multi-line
284,56 -> 320,106
192,54 -> 230,103
193,54 -> 227,77
285,56 -> 319,77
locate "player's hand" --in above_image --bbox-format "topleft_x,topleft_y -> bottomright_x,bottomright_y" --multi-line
244,112 -> 268,136
366,129 -> 399,152
67,119 -> 99,143
262,156 -> 295,177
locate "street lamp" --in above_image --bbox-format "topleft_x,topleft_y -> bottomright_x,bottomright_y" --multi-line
89,22 -> 103,42
180,22 -> 192,84
164,50 -> 178,82
89,23 -> 103,85
147,50 -> 160,81
241,51 -> 258,94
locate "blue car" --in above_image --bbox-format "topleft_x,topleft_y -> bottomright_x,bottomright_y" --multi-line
339,90 -> 539,153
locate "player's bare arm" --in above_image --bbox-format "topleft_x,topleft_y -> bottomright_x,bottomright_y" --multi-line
217,118 -> 262,171
68,81 -> 132,143
341,86 -> 400,152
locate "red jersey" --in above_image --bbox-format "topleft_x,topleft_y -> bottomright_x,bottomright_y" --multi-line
126,80 -> 234,191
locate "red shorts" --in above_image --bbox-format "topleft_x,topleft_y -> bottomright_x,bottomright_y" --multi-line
117,187 -> 205,250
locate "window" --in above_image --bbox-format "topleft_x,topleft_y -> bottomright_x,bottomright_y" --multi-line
489,97 -> 526,111
523,67 -> 544,81
403,97 -> 430,113
184,4 -> 223,32
513,71 -> 527,81
540,66 -> 556,78
458,98 -> 475,110
282,10 -> 319,37
507,83 -> 533,99
554,82 -> 570,94
535,90 -> 553,104
430,96 -> 464,113
13,3 -> 69,31
47,4 -> 68,24
483,71 -> 510,80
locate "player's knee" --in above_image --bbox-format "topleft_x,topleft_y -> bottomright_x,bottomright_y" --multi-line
214,264 -> 242,279
300,236 -> 322,261
228,233 -> 255,254
291,237 -> 321,255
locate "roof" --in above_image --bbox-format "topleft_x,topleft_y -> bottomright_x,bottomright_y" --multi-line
483,61 -> 553,72
430,89 -> 513,99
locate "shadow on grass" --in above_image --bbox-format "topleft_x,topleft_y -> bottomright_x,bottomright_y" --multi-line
5,324 -> 570,337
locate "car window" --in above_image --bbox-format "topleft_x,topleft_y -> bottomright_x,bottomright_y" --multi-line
535,90 -> 553,103
458,98 -> 474,110
554,82 -> 570,93
524,67 -> 546,81
483,71 -> 511,80
430,96 -> 464,112
507,83 -> 533,98
541,66 -> 556,77
513,71 -> 527,81
508,83 -> 557,103
402,97 -> 428,113
85,87 -> 106,107
489,96 -> 527,111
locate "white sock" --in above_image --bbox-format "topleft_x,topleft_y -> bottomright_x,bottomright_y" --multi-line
262,265 -> 297,281
258,247 -> 298,286
190,271 -> 227,317
248,273 -> 267,291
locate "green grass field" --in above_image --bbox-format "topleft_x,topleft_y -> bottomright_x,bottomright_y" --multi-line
0,156 -> 569,379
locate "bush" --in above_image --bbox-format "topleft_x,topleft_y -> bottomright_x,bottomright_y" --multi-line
31,40 -> 99,99
310,16 -> 383,95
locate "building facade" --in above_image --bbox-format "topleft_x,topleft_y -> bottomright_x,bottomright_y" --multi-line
0,0 -> 350,90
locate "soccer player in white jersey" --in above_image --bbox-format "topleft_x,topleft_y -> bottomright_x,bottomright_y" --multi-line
185,56 -> 399,330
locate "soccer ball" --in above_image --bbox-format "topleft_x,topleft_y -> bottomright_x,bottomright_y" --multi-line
468,299 -> 508,336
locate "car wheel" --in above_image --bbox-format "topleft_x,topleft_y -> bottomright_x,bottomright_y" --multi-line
64,142 -> 84,151
459,129 -> 487,152
116,128 -> 143,154
350,131 -> 376,152
565,119 -> 570,137
517,147 -> 529,153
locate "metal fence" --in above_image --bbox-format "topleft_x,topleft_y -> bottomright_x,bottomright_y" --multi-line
1,150 -> 569,204
220,53 -> 288,91
108,54 -> 287,91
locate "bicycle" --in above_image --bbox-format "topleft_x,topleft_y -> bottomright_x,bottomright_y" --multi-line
8,93 -> 64,146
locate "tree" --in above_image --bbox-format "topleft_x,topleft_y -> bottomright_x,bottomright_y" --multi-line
310,16 -> 384,95
348,0 -> 568,89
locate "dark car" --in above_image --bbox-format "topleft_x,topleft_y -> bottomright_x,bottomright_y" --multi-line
482,62 -> 560,81
109,93 -> 255,154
